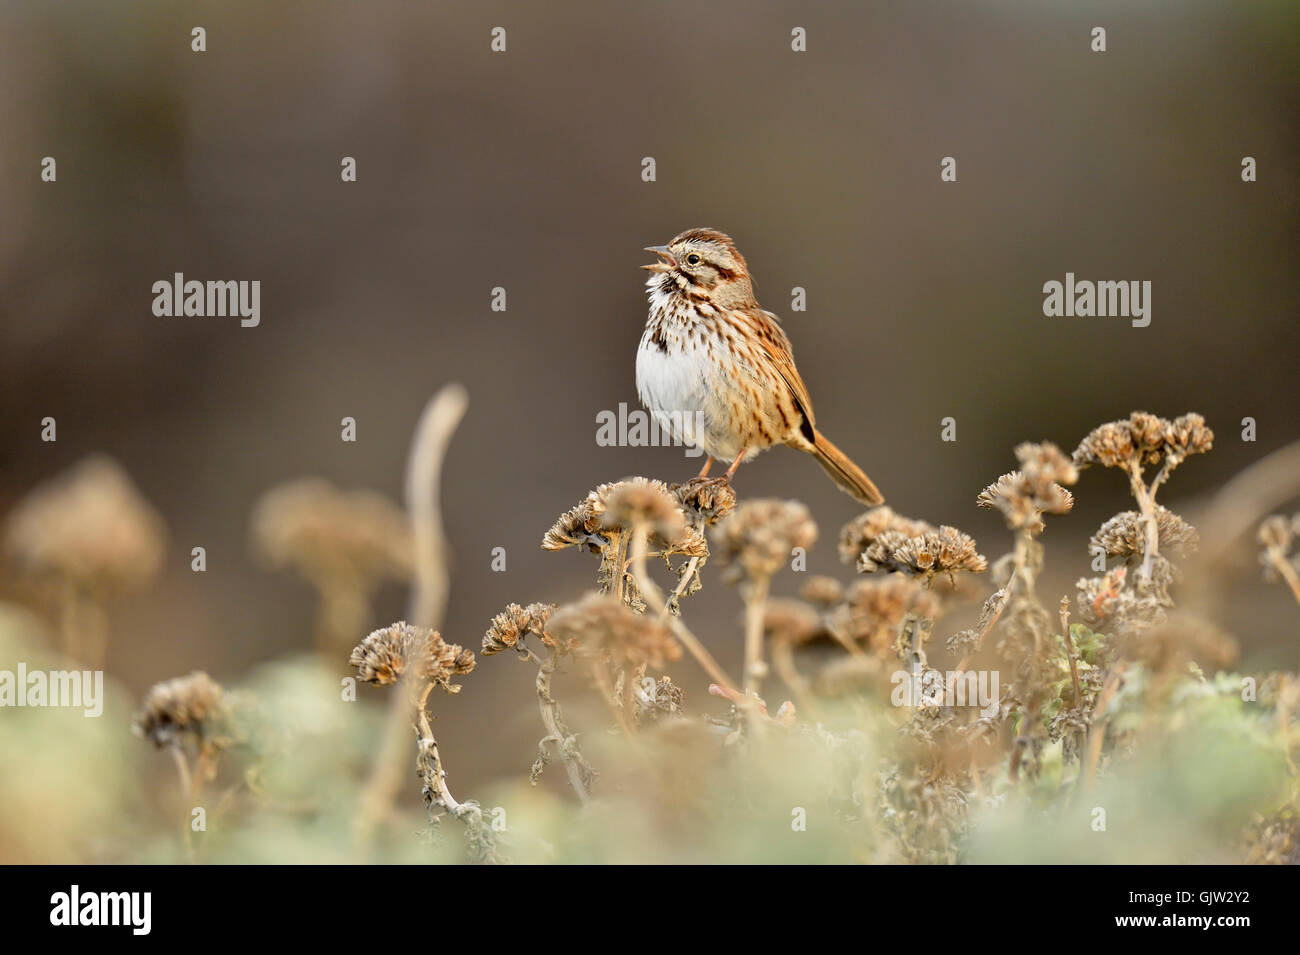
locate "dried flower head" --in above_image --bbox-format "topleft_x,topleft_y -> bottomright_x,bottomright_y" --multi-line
1015,441 -> 1079,487
1073,411 -> 1214,472
859,526 -> 987,580
602,478 -> 688,545
349,622 -> 475,691
834,576 -> 942,653
977,442 -> 1077,532
800,575 -> 845,607
1164,413 -> 1215,461
1091,507 -> 1199,559
482,602 -> 558,656
544,479 -> 699,553
548,592 -> 681,670
4,456 -> 166,593
542,484 -> 613,553
1074,566 -> 1169,633
762,599 -> 822,646
250,478 -> 412,588
712,499 -> 818,582
838,507 -> 934,565
672,477 -> 737,526
133,671 -> 229,749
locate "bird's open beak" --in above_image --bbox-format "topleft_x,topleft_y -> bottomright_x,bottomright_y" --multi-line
641,245 -> 675,272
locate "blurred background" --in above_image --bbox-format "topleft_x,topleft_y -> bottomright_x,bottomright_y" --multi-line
0,0 -> 1297,817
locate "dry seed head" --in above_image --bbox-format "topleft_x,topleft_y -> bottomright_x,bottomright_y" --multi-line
800,575 -> 845,607
250,478 -> 412,588
977,471 -> 1073,532
1128,412 -> 1167,456
1072,411 -> 1214,471
544,479 -> 700,553
977,441 -> 1077,533
602,478 -> 688,545
133,671 -> 228,749
548,592 -> 681,670
1091,507 -> 1199,559
349,621 -> 475,691
1015,441 -> 1079,487
541,484 -> 613,552
838,507 -> 935,565
672,477 -> 737,526
761,598 -> 822,646
835,575 -> 942,651
858,526 -> 987,579
4,455 -> 166,594
1164,413 -> 1214,460
482,601 -> 557,655
713,499 -> 818,581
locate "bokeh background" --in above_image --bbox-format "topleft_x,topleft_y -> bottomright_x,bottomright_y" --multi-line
1,1 -> 1297,824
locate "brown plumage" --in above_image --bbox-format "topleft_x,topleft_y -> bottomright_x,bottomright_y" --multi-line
636,228 -> 884,506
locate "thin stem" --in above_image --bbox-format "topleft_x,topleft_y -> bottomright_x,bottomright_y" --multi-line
1127,465 -> 1161,585
741,574 -> 771,732
627,523 -> 739,692
412,680 -> 503,864
955,533 -> 1028,673
354,384 -> 467,853
769,638 -> 817,718
587,660 -> 636,738
406,384 -> 469,630
658,553 -> 702,621
1059,597 -> 1083,708
535,649 -> 594,804
414,682 -> 462,816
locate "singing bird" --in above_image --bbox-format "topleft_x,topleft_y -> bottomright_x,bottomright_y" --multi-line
637,228 -> 884,506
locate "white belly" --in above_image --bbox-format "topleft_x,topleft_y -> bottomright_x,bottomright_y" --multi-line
635,331 -> 744,461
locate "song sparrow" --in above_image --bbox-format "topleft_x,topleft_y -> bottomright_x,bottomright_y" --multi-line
637,228 -> 884,506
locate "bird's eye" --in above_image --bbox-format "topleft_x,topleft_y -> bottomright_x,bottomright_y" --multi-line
685,253 -> 701,266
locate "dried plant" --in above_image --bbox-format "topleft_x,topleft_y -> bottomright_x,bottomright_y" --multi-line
133,671 -> 241,856
482,601 -> 595,803
4,455 -> 166,667
1074,411 -> 1212,584
1258,514 -> 1300,607
713,499 -> 817,722
251,478 -> 413,655
11,402 -> 1295,867
349,622 -> 499,863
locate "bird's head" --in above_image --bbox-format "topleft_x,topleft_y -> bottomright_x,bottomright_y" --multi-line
643,228 -> 756,309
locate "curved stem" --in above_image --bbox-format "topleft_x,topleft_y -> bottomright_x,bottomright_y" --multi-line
627,523 -> 739,692
535,650 -> 593,803
414,682 -> 464,817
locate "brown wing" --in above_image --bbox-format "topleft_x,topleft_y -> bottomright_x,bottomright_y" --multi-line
752,309 -> 816,428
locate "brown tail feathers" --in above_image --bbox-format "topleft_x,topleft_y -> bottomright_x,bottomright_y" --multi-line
809,429 -> 884,506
